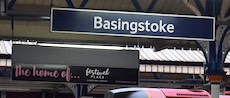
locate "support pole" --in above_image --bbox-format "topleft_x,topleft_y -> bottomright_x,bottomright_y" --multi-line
207,31 -> 225,98
7,0 -> 16,10
208,25 -> 229,98
211,84 -> 220,98
75,85 -> 83,98
197,25 -> 228,98
209,75 -> 224,98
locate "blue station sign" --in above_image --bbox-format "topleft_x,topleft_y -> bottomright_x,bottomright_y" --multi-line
51,8 -> 215,41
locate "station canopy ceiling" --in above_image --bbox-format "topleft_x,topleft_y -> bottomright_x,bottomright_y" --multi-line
0,0 -> 229,51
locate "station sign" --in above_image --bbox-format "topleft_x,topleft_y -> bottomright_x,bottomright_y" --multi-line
12,64 -> 138,85
12,44 -> 139,85
51,8 -> 215,41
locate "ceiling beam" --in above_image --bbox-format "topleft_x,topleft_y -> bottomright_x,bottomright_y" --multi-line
194,0 -> 205,15
131,0 -> 142,11
214,0 -> 223,18
147,0 -> 157,12
79,0 -> 88,8
7,0 -> 16,10
65,0 -> 75,8
206,0 -> 213,16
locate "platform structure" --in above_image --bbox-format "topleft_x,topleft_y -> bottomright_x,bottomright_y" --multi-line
0,0 -> 229,98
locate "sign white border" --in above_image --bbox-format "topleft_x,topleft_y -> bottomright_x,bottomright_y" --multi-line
50,8 -> 215,41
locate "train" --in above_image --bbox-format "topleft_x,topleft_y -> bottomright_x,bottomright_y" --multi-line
104,88 -> 230,98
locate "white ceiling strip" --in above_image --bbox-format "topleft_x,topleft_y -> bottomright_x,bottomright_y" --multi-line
156,51 -> 170,61
3,41 -> 12,54
174,50 -> 190,61
145,48 -> 158,60
139,48 -> 151,60
193,50 -> 206,62
169,49 -> 186,61
159,50 -> 173,61
0,41 -> 7,54
164,49 -> 180,61
187,50 -> 201,61
0,40 -> 230,63
0,41 -> 3,54
225,52 -> 230,63
181,49 -> 196,62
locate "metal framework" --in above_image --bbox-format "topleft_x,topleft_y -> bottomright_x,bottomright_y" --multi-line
1,0 -> 229,98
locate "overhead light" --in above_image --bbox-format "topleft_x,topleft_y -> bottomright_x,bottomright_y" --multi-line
40,16 -> 50,20
38,43 -> 125,50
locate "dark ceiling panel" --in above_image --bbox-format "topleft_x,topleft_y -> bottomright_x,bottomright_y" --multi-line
178,2 -> 195,15
35,0 -> 42,5
161,0 -> 175,13
153,0 -> 167,13
120,0 -> 131,11
111,0 -> 124,10
72,0 -> 82,8
85,0 -> 97,9
169,0 -> 181,13
175,2 -> 185,14
94,0 -> 105,9
43,0 -> 51,6
102,0 -> 114,10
